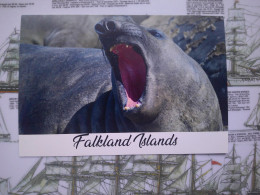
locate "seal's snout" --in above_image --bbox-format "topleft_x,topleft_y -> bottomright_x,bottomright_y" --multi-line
95,20 -> 117,35
94,17 -> 148,113
95,16 -> 137,37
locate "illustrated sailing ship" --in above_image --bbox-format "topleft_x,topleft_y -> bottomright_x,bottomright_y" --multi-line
246,142 -> 260,195
226,0 -> 248,76
244,94 -> 260,130
201,143 -> 260,195
0,105 -> 10,142
8,154 -> 221,195
8,142 -> 260,195
9,145 -> 259,195
9,157 -> 92,195
0,28 -> 19,92
217,144 -> 244,195
227,0 -> 260,85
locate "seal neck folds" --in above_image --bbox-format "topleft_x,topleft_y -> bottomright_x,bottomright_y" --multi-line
110,44 -> 146,110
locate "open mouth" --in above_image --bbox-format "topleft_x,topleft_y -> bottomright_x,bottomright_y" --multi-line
109,43 -> 146,111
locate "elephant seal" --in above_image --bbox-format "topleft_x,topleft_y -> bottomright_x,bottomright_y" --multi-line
19,16 -> 223,134
64,16 -> 223,133
19,45 -> 112,134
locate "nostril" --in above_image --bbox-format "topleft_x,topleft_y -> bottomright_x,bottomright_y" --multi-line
95,23 -> 106,35
105,21 -> 116,32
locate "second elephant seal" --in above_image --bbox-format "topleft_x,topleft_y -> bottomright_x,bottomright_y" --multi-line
65,16 -> 223,133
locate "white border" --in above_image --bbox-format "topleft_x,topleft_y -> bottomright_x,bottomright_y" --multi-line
19,131 -> 228,156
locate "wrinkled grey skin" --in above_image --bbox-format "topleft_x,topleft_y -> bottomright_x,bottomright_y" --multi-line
19,16 -> 223,134
19,45 -> 112,134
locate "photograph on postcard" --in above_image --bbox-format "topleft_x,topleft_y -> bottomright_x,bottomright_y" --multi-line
19,15 -> 228,135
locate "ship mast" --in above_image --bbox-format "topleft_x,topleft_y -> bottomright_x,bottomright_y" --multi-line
250,142 -> 257,192
156,154 -> 162,194
71,156 -> 77,195
244,93 -> 260,130
115,155 -> 120,195
190,154 -> 196,194
231,144 -> 236,195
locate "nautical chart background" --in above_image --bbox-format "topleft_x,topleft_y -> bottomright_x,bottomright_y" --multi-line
0,0 -> 260,194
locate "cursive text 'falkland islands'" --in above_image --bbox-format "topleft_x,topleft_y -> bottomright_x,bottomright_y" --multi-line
73,133 -> 178,149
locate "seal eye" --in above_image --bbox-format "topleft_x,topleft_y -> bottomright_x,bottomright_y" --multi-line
147,29 -> 165,39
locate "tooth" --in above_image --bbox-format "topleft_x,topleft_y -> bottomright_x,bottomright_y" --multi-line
124,106 -> 130,110
135,103 -> 141,108
110,46 -> 115,52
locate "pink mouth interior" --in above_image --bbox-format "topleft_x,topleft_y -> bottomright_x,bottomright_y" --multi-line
111,44 -> 146,108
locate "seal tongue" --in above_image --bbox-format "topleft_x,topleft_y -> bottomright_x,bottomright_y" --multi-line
111,44 -> 146,109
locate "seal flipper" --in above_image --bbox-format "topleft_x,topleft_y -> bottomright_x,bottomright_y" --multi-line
63,103 -> 94,133
91,91 -> 111,133
105,93 -> 118,133
64,91 -> 112,133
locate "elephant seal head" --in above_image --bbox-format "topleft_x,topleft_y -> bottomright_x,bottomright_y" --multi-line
95,16 -> 223,132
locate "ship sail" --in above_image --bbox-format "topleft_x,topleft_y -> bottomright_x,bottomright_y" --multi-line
218,144 -> 243,194
85,155 -> 118,194
73,154 -> 190,194
244,94 -> 260,130
184,155 -> 220,195
226,1 -> 248,76
7,154 -> 240,194
0,106 -> 10,142
247,142 -> 260,194
45,156 -> 93,195
13,170 -> 59,194
79,155 -> 133,195
10,157 -> 43,194
10,157 -> 93,195
124,155 -> 158,194
0,178 -> 9,195
0,28 -> 19,91
201,168 -> 222,192
161,155 -> 189,194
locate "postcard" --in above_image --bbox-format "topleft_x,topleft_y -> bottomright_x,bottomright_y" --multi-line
18,15 -> 228,156
2,1 -> 260,194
